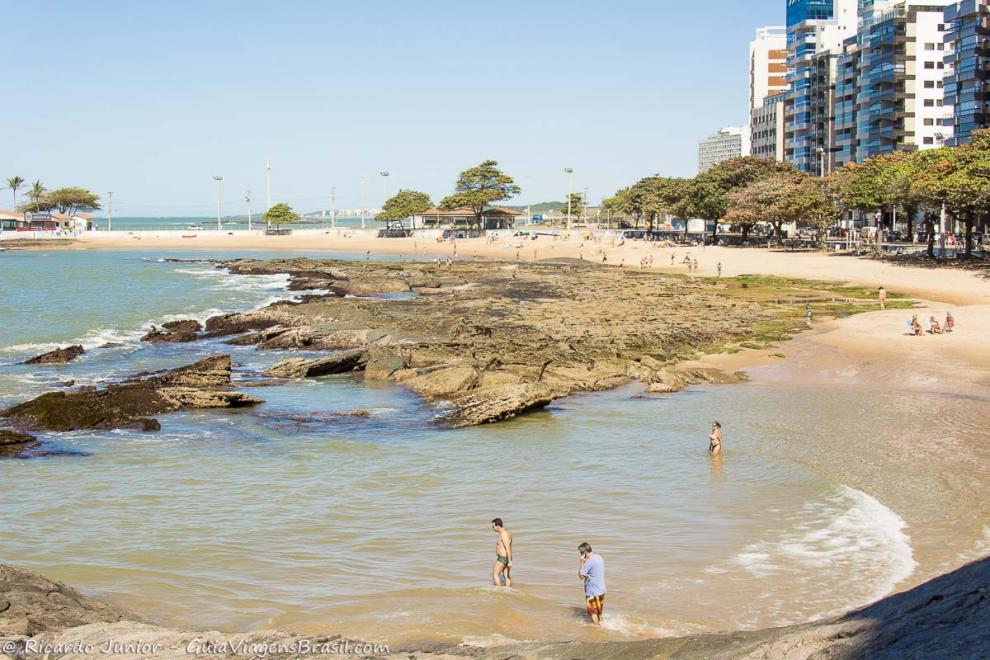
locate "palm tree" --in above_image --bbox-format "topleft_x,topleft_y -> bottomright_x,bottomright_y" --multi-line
28,181 -> 46,204
6,176 -> 24,209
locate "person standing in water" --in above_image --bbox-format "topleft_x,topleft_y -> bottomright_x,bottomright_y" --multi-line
491,518 -> 513,587
709,421 -> 723,455
578,542 -> 606,625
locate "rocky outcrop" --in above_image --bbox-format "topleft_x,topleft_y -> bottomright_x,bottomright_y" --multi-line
2,555 -> 989,658
0,565 -> 135,637
0,355 -> 261,433
185,258 -> 825,428
23,345 -> 84,365
140,320 -> 202,344
0,429 -> 37,457
266,349 -> 369,379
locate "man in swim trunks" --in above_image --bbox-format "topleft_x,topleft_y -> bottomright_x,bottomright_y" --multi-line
491,518 -> 513,587
578,542 -> 606,625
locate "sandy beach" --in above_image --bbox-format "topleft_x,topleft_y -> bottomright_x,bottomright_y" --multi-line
62,229 -> 990,305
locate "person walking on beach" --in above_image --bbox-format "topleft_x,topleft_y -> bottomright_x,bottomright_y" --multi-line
805,304 -> 813,327
491,518 -> 513,587
709,421 -> 723,456
945,311 -> 955,333
717,262 -> 722,278
878,287 -> 887,311
578,542 -> 606,625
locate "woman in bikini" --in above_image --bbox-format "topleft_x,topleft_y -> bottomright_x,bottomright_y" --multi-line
709,422 -> 723,456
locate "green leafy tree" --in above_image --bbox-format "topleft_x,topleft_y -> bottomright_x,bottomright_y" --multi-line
21,187 -> 101,216
261,202 -> 301,227
911,130 -> 990,257
907,149 -> 952,258
560,192 -> 584,223
685,157 -> 798,242
624,176 -> 691,231
601,188 -> 632,228
727,172 -> 833,242
439,160 -> 521,230
6,176 -> 24,209
377,189 -> 432,223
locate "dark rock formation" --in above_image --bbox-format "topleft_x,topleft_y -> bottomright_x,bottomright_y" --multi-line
0,565 -> 135,637
140,320 -> 202,344
23,345 -> 84,365
202,313 -> 282,339
0,355 -> 261,433
0,429 -> 37,457
266,349 -> 369,379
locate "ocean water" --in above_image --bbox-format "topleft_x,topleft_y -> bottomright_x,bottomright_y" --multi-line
0,249 -> 982,647
90,216 -> 369,232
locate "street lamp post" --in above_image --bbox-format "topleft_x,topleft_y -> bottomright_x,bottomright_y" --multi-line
360,174 -> 368,230
564,168 -> 574,230
245,190 -> 252,231
266,161 -> 271,211
213,176 -> 223,230
380,171 -> 390,205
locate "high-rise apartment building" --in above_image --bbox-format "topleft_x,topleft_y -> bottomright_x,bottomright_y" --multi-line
749,27 -> 788,159
784,0 -> 858,172
698,127 -> 748,173
751,93 -> 787,161
832,0 -> 955,167
944,0 -> 990,145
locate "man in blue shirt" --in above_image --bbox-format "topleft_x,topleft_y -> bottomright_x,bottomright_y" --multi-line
577,542 -> 606,625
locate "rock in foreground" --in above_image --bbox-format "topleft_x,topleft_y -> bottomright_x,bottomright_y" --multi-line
23,345 -> 84,365
0,355 -> 262,433
0,565 -> 135,637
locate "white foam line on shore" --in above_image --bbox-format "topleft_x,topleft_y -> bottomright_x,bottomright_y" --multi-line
734,486 -> 916,605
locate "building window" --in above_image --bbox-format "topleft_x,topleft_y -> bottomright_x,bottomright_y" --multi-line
925,80 -> 936,88
924,62 -> 935,69
925,43 -> 935,50
925,118 -> 935,126
924,137 -> 934,145
925,99 -> 935,107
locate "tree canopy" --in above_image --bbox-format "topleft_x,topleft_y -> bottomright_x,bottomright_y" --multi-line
20,187 -> 101,216
560,192 -> 585,221
261,202 -> 301,227
377,189 -> 432,222
727,172 -> 836,241
439,160 -> 520,229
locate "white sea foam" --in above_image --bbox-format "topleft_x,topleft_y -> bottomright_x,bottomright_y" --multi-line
956,526 -> 990,563
733,486 -> 915,606
599,613 -> 675,638
459,634 -> 524,648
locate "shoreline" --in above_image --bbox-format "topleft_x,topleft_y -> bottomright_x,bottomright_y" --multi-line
6,230 -> 990,306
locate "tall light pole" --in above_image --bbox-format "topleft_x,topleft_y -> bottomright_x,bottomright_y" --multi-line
213,176 -> 223,230
245,190 -> 252,231
583,186 -> 589,224
525,175 -> 533,227
107,191 -> 113,232
330,186 -> 336,229
360,174 -> 368,229
564,167 -> 574,230
266,161 -> 271,211
380,171 -> 390,208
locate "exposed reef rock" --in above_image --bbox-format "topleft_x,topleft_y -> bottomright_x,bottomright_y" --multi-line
186,258 -> 811,427
23,345 -> 84,365
140,320 -> 203,344
0,429 -> 37,457
0,355 -> 261,433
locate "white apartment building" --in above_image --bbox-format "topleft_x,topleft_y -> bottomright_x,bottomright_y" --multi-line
698,126 -> 749,173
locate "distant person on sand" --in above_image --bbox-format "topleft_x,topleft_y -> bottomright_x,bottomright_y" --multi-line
929,316 -> 943,335
805,304 -> 813,327
709,421 -> 723,455
670,253 -> 675,266
717,262 -> 722,278
911,315 -> 923,336
693,258 -> 699,273
878,287 -> 887,311
578,542 -> 606,625
945,311 -> 955,333
491,518 -> 513,587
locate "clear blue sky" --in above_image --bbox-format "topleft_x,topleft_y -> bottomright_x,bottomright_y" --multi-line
6,0 -> 783,216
